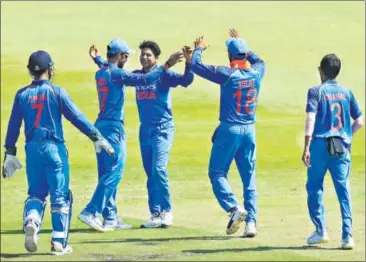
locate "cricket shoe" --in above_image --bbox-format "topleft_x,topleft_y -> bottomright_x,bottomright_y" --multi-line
226,207 -> 247,235
24,219 -> 39,252
243,222 -> 257,238
341,237 -> 355,250
50,241 -> 73,256
103,217 -> 133,231
78,210 -> 105,232
160,211 -> 173,228
140,213 -> 162,228
307,231 -> 329,245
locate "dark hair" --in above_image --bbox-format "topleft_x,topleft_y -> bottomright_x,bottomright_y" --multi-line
30,69 -> 47,79
320,54 -> 341,79
107,52 -> 118,59
139,40 -> 161,57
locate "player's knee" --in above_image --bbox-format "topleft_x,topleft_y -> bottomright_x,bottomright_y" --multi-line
152,165 -> 167,176
99,170 -> 122,187
208,168 -> 227,179
50,190 -> 72,214
50,192 -> 69,208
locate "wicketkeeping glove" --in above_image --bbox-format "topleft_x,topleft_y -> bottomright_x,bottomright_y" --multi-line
89,129 -> 115,155
2,147 -> 22,179
94,138 -> 115,155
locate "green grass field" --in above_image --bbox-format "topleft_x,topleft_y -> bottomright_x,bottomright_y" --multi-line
1,1 -> 365,261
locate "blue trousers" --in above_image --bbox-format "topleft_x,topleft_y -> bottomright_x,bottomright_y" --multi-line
306,138 -> 352,240
209,122 -> 257,223
24,131 -> 72,246
139,121 -> 175,215
85,120 -> 126,221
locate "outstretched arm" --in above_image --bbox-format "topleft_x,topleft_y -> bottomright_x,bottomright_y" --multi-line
113,51 -> 185,87
89,45 -> 106,69
59,87 -> 102,139
164,64 -> 194,88
191,46 -> 231,85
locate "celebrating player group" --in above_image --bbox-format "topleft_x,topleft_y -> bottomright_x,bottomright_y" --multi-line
2,28 -> 363,255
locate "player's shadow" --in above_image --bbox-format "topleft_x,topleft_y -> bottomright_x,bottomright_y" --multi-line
81,235 -> 232,244
183,245 -> 341,254
1,253 -> 50,259
1,228 -> 97,234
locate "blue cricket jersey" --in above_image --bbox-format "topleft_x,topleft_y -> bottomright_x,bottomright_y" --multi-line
5,79 -> 98,148
306,79 -> 362,145
191,47 -> 265,125
132,64 -> 194,125
93,56 -> 169,122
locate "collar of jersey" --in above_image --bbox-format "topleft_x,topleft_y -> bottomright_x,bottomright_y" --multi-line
142,64 -> 158,73
107,63 -> 118,69
32,79 -> 50,85
323,79 -> 338,84
229,60 -> 251,69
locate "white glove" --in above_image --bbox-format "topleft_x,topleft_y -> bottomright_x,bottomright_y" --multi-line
94,138 -> 115,155
3,154 -> 22,179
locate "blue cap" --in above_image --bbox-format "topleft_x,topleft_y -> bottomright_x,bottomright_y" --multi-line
225,38 -> 249,57
27,50 -> 54,71
107,38 -> 135,55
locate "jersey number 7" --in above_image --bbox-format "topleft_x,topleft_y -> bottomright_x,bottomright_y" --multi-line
32,103 -> 44,127
98,87 -> 109,112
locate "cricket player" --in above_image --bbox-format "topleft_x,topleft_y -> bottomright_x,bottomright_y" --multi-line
132,41 -> 193,228
302,54 -> 363,249
2,50 -> 114,255
188,28 -> 265,237
79,39 -> 184,231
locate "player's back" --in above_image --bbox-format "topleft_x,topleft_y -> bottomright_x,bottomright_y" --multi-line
95,64 -> 125,122
313,80 -> 357,144
17,80 -> 65,143
220,68 -> 261,125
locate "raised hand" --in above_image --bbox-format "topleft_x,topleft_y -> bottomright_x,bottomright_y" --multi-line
182,45 -> 193,64
229,28 -> 240,38
164,51 -> 184,69
194,36 -> 209,51
89,44 -> 100,59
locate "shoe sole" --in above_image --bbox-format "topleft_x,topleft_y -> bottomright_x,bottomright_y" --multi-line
78,215 -> 106,232
140,223 -> 162,229
307,238 -> 329,245
341,245 -> 354,250
104,225 -> 133,231
226,211 -> 247,235
24,225 -> 37,253
50,248 -> 73,256
243,232 -> 257,238
161,223 -> 172,228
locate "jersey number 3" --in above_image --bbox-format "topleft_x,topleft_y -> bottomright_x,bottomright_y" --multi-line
331,102 -> 343,131
233,88 -> 257,115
